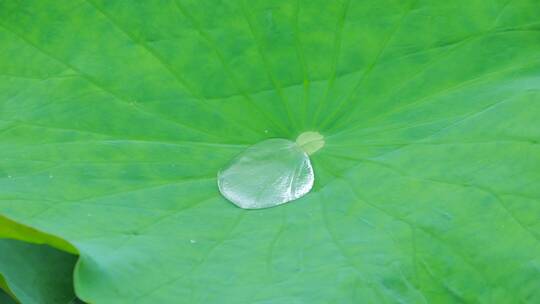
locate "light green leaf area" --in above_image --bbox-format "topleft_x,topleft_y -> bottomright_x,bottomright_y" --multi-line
0,0 -> 539,303
0,215 -> 77,254
0,239 -> 77,304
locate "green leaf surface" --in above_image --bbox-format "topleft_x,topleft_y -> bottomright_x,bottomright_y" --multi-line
0,0 -> 539,303
0,274 -> 17,303
0,215 -> 77,254
0,288 -> 17,304
0,239 -> 77,304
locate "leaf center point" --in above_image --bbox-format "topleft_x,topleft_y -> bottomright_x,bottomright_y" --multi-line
296,131 -> 325,155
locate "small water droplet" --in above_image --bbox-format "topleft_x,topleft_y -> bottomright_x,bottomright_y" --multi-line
49,174 -> 54,179
264,129 -> 269,134
7,175 -> 12,179
218,135 -> 320,209
190,239 -> 196,244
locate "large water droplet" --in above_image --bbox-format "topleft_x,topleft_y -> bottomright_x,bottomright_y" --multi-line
217,138 -> 314,209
